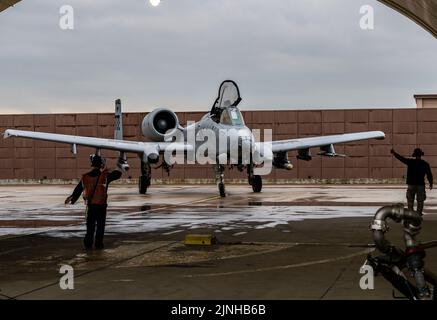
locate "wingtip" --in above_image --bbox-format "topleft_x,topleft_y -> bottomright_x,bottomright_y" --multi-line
3,129 -> 11,139
376,131 -> 386,140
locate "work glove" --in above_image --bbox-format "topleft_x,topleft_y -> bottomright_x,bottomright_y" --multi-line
64,195 -> 73,205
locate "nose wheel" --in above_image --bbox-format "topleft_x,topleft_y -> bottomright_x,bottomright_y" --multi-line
218,182 -> 226,198
215,164 -> 226,198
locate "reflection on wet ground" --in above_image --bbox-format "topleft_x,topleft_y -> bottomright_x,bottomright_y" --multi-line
1,184 -> 436,239
1,184 -> 437,300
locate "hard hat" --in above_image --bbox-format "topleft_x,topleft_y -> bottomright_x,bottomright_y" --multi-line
90,154 -> 105,168
412,148 -> 425,157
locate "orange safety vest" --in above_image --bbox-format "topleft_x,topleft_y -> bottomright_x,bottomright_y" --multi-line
81,169 -> 109,205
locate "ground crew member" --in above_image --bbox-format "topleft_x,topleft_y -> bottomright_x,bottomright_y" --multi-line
391,148 -> 433,215
65,154 -> 122,250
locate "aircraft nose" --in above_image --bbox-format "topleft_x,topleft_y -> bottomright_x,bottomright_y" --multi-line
239,136 -> 254,163
239,136 -> 252,148
238,129 -> 253,143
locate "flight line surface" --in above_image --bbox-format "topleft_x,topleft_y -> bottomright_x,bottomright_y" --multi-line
0,184 -> 436,299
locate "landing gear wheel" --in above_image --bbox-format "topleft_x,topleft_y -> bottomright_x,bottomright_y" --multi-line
215,164 -> 226,198
139,175 -> 150,194
219,183 -> 226,198
252,175 -> 262,193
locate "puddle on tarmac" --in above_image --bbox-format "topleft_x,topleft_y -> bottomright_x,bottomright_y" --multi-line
62,241 -> 297,270
0,205 -> 378,238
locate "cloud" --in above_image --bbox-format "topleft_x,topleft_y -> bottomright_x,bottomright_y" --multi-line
0,0 -> 436,114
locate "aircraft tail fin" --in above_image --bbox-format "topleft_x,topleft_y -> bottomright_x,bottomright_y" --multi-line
114,99 -> 123,140
114,99 -> 129,172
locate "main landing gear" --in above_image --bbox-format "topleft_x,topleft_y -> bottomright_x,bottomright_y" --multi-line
139,161 -> 151,194
215,163 -> 263,198
215,164 -> 226,198
248,164 -> 262,193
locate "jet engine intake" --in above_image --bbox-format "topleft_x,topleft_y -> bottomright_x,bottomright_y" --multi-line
142,108 -> 179,142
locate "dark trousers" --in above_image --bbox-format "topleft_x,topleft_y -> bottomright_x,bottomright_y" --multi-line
407,185 -> 426,215
84,204 -> 107,249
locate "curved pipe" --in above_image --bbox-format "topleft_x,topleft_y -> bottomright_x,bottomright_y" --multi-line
371,204 -> 422,254
372,230 -> 393,255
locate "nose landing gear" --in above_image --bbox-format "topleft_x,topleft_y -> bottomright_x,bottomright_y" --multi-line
214,163 -> 263,198
214,164 -> 226,198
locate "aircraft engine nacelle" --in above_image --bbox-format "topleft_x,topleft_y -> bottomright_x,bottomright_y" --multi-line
141,108 -> 179,142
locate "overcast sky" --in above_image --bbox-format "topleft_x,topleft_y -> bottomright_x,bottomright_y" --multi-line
0,0 -> 436,114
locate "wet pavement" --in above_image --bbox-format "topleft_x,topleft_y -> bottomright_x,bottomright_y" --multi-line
0,184 -> 436,299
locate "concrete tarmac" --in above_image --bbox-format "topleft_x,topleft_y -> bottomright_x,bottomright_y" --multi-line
0,184 -> 436,300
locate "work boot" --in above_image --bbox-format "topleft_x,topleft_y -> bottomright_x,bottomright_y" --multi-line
84,239 -> 93,250
418,287 -> 432,300
417,201 -> 424,216
95,243 -> 104,250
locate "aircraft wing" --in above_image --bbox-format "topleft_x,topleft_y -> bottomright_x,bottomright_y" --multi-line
0,0 -> 21,13
3,129 -> 191,155
269,131 -> 385,154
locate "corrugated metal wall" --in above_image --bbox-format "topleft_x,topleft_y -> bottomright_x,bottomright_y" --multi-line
1,109 -> 437,182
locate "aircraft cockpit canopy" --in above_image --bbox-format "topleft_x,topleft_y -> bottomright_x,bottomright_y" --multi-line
213,80 -> 242,110
211,80 -> 242,122
220,107 -> 245,126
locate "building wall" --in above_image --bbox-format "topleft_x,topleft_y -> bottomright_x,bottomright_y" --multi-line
1,109 -> 437,183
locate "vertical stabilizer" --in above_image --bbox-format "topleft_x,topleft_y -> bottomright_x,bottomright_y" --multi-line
115,99 -> 123,140
114,99 -> 129,172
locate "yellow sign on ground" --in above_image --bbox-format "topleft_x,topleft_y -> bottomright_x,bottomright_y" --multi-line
184,234 -> 217,246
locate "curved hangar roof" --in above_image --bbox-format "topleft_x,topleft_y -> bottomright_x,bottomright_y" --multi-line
1,0 -> 436,38
0,0 -> 21,13
378,0 -> 437,38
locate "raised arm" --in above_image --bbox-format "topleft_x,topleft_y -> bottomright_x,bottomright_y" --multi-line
391,149 -> 410,165
107,169 -> 122,184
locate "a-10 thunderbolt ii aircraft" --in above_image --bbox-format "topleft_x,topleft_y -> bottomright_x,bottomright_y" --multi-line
4,80 -> 385,197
